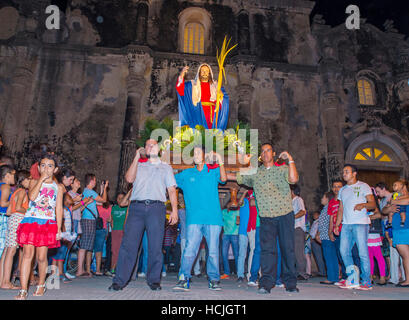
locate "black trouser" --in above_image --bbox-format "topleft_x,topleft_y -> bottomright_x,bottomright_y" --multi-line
113,201 -> 165,287
104,232 -> 112,272
259,212 -> 297,290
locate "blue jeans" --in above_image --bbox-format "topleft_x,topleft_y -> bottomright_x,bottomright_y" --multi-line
322,240 -> 339,282
237,234 -> 248,278
249,227 -> 261,282
340,224 -> 371,286
141,231 -> 166,273
222,234 -> 239,275
180,224 -> 222,281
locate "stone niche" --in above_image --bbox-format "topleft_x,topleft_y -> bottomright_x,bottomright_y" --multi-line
0,6 -> 19,40
66,9 -> 101,46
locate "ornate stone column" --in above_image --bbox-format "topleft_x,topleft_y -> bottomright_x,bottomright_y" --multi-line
235,62 -> 254,124
117,51 -> 149,192
322,92 -> 344,184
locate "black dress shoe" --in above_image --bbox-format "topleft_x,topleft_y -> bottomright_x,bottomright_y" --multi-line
108,283 -> 122,291
320,281 -> 335,285
395,283 -> 409,287
297,275 -> 308,281
286,287 -> 299,293
149,283 -> 162,291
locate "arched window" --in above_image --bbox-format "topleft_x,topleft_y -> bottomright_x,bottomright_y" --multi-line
183,22 -> 204,54
178,7 -> 212,55
357,79 -> 375,105
354,146 -> 392,162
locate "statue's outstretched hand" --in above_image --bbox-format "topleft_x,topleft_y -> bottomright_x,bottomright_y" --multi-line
180,66 -> 189,79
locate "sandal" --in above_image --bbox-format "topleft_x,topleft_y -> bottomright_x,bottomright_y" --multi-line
33,284 -> 47,297
14,289 -> 28,300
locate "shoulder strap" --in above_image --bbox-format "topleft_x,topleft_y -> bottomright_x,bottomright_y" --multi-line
84,205 -> 98,219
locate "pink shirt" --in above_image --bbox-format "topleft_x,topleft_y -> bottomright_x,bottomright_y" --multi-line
97,205 -> 112,230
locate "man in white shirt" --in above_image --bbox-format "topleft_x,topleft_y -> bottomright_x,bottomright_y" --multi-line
291,185 -> 309,280
335,164 -> 376,290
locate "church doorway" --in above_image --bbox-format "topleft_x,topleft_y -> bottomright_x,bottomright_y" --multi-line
345,131 -> 409,190
357,169 -> 400,190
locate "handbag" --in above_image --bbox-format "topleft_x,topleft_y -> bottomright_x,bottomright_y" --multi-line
84,206 -> 104,230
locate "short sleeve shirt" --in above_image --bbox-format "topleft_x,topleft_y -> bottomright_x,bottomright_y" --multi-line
130,160 -> 177,202
222,209 -> 240,235
293,196 -> 306,231
318,205 -> 330,241
111,205 -> 127,231
176,167 -> 224,226
327,198 -> 342,233
237,165 -> 293,218
82,188 -> 99,220
338,181 -> 372,225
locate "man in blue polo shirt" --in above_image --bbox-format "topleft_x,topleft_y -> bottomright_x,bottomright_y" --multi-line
173,146 -> 227,291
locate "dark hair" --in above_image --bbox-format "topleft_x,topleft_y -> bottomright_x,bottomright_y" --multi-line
0,155 -> 14,168
261,142 -> 274,151
39,152 -> 58,167
375,182 -> 388,190
343,164 -> 357,173
85,173 -> 96,187
0,165 -> 14,179
290,184 -> 301,196
15,170 -> 30,188
332,179 -> 344,186
56,167 -> 76,184
102,200 -> 110,209
323,191 -> 335,201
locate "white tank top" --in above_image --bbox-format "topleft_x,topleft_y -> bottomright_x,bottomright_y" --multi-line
25,182 -> 59,221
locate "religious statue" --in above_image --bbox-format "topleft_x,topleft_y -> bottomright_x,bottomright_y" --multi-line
176,63 -> 229,130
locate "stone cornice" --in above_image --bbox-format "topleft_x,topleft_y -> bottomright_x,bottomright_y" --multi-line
1,41 -> 321,76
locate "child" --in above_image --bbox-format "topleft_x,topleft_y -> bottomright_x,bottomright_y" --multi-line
14,153 -> 63,300
0,166 -> 16,258
221,203 -> 240,279
386,181 -> 406,228
1,170 -> 30,290
317,192 -> 339,284
51,193 -> 76,283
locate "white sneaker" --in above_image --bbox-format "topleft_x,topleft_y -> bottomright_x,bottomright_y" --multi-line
276,283 -> 285,288
138,272 -> 146,278
162,272 -> 167,277
65,272 -> 76,279
247,281 -> 258,287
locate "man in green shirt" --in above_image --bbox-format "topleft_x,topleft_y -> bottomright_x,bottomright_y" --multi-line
228,143 -> 299,293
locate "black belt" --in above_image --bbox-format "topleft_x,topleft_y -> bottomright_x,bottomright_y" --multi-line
131,200 -> 163,205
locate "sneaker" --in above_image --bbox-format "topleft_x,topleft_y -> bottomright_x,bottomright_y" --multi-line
208,280 -> 222,291
334,279 -> 346,286
247,281 -> 258,287
357,284 -> 373,291
64,272 -> 76,279
276,283 -> 285,288
220,274 -> 230,280
173,279 -> 190,292
338,281 -> 360,289
162,272 -> 167,277
258,287 -> 270,294
138,272 -> 146,278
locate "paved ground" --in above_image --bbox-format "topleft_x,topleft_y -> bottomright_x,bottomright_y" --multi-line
1,273 -> 409,300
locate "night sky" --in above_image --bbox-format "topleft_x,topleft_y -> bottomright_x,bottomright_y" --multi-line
51,0 -> 409,39
311,0 -> 409,38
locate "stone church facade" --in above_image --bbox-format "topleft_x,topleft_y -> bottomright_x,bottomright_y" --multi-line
0,0 -> 408,209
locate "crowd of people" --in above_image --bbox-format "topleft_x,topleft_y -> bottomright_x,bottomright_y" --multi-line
0,136 -> 408,300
